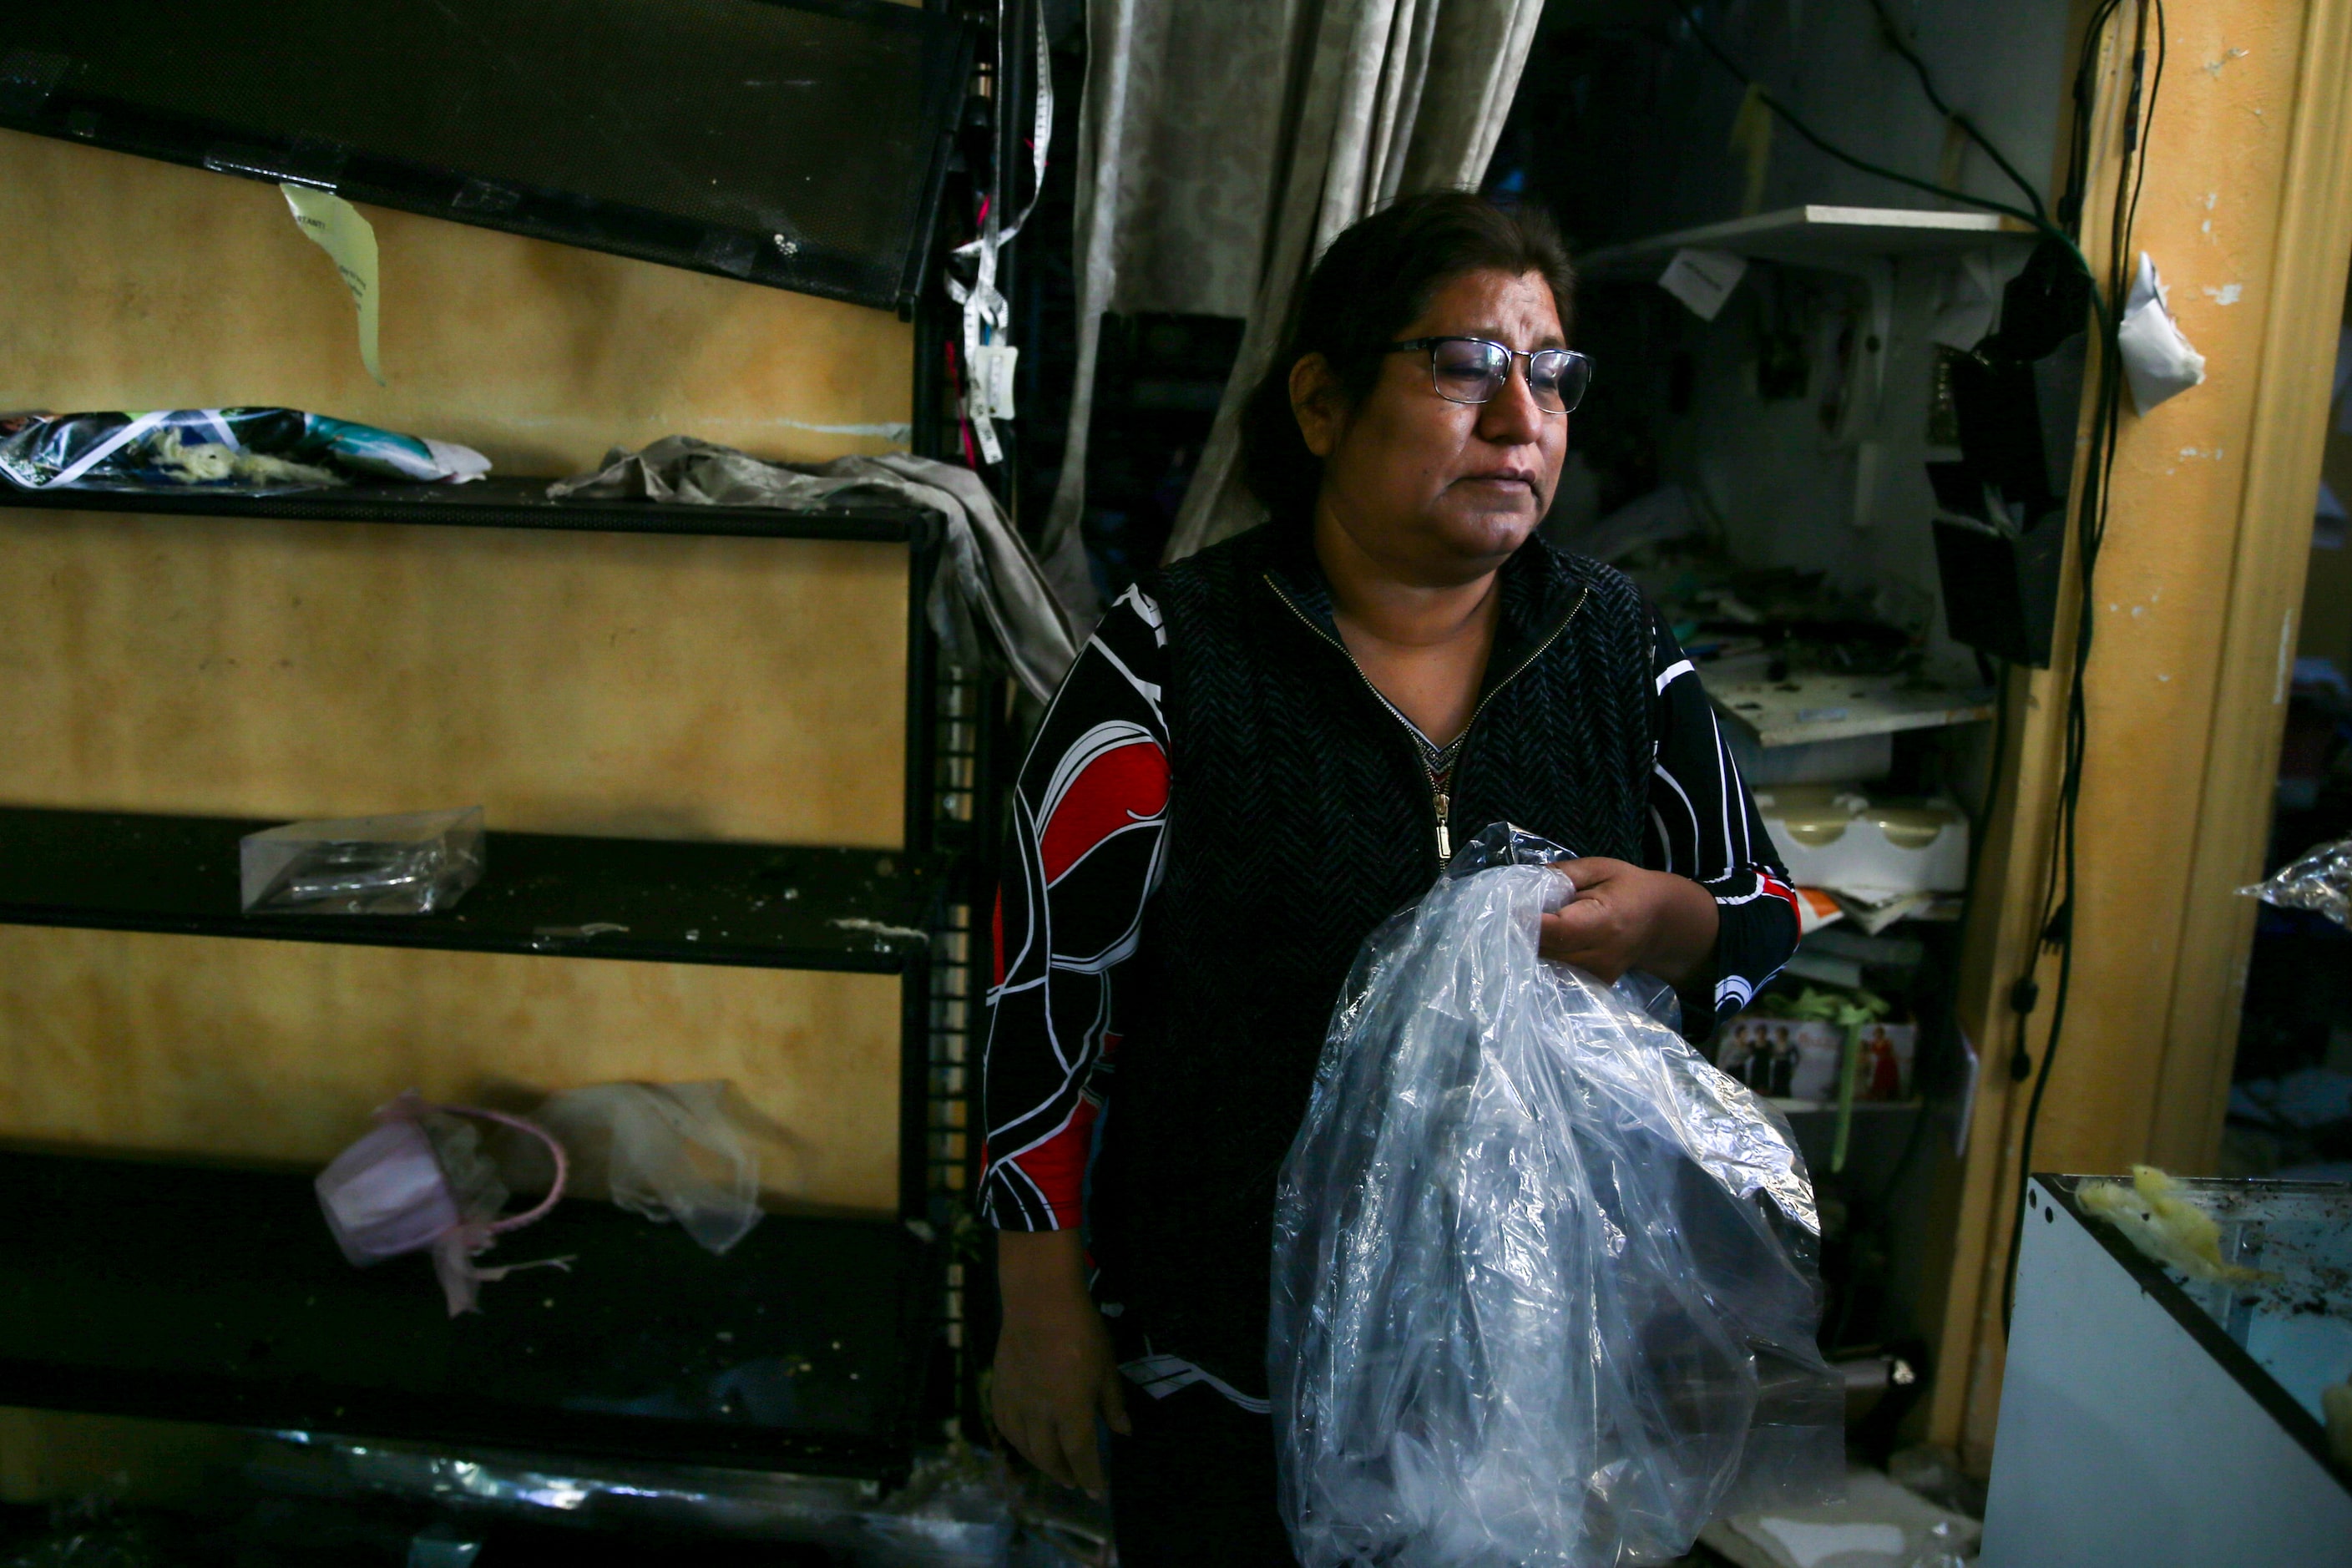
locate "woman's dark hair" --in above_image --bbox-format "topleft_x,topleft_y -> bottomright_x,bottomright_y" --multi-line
1238,191 -> 1576,520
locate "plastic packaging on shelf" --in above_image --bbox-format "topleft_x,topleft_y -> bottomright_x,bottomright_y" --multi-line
1271,822 -> 1842,1568
240,807 -> 485,915
315,1092 -> 569,1315
529,1082 -> 776,1255
0,407 -> 489,495
2238,833 -> 2352,930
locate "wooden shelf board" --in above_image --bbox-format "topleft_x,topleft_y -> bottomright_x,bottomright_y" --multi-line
1579,204 -> 2030,278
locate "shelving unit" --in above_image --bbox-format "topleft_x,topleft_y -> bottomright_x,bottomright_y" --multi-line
0,0 -> 1024,1495
0,477 -> 993,1485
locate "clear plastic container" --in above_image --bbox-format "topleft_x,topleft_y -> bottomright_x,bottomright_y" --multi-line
240,807 -> 485,914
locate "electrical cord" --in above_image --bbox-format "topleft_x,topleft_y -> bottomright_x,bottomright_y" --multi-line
1664,1 -> 2097,294
2000,0 -> 2165,1332
1659,0 -> 2167,1328
1863,0 -> 2050,225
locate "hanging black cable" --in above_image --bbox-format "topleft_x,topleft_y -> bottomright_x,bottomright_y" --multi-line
2000,0 -> 2166,1332
1664,3 -> 2100,299
1863,0 -> 2049,224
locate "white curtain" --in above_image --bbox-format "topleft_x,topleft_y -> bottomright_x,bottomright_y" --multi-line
1038,0 -> 1545,595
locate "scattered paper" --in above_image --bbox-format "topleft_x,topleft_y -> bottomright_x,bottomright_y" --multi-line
1707,1465 -> 1981,1568
1793,886 -> 1845,937
282,184 -> 384,385
1930,250 -> 2000,350
1657,247 -> 1748,321
1832,888 -> 1949,934
2116,252 -> 2204,413
1754,1519 -> 1907,1567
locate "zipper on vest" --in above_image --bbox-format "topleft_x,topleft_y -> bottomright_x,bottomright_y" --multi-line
1264,573 -> 1591,871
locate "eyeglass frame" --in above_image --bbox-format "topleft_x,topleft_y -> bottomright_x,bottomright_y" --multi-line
1384,336 -> 1592,414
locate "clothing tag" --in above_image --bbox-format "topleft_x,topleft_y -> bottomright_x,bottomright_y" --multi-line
281,183 -> 383,384
970,412 -> 1004,467
1657,247 -> 1748,322
971,343 -> 1019,420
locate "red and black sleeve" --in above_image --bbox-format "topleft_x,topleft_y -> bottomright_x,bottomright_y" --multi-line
979,585 -> 1171,1232
1641,606 -> 1803,1032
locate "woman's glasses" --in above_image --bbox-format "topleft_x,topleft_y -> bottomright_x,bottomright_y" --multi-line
1387,336 -> 1591,414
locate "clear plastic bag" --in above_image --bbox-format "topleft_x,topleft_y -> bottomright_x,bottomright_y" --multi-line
1271,823 -> 1843,1568
2239,833 -> 2352,929
530,1082 -> 776,1254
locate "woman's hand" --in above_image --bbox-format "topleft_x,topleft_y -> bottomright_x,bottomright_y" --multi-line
1537,857 -> 1720,987
993,1228 -> 1130,1497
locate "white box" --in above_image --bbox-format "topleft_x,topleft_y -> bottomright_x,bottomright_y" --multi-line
1752,785 -> 1969,896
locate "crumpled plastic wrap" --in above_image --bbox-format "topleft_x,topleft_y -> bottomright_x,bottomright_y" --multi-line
2239,834 -> 2352,930
1271,823 -> 1842,1568
530,1082 -> 777,1255
0,407 -> 488,494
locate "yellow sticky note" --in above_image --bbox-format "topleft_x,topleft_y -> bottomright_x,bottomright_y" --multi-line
281,183 -> 383,384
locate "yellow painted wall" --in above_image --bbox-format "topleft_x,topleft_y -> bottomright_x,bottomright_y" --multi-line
0,131 -> 913,474
0,512 -> 908,844
0,133 -> 920,1195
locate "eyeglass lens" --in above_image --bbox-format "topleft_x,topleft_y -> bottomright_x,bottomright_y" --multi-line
1429,339 -> 1588,413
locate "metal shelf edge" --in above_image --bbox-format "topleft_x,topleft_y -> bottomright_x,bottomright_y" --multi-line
0,477 -> 937,547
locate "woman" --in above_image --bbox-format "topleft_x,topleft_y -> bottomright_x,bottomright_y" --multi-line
982,194 -> 1800,1562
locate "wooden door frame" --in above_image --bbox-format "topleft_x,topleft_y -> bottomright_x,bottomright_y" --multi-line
1922,0 -> 2352,1464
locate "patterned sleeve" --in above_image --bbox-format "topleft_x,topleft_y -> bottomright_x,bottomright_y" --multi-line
979,584 -> 1171,1232
1640,606 -> 1802,1033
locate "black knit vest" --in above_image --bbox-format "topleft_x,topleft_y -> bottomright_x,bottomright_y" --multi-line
1089,523 -> 1654,1391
